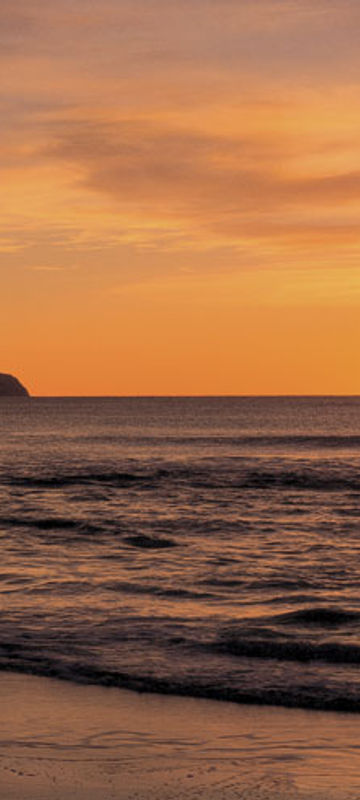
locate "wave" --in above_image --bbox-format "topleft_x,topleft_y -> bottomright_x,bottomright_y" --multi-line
234,434 -> 360,450
212,605 -> 360,663
0,658 -> 359,714
102,580 -> 213,600
0,516 -> 79,530
0,515 -> 181,545
3,463 -> 360,492
0,515 -> 104,537
2,602 -> 360,713
213,635 -> 360,665
272,607 -> 360,627
123,534 -> 178,549
6,471 -> 151,489
40,433 -> 360,449
237,468 -> 360,492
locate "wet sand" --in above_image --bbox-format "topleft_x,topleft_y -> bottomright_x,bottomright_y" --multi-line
1,673 -> 360,800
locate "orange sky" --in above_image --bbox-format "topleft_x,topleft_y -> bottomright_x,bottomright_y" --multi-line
1,0 -> 360,395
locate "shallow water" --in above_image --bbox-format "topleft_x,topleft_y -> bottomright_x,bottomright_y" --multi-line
1,396 -> 360,712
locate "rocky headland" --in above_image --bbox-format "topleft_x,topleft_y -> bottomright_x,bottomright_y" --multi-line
0,373 -> 30,397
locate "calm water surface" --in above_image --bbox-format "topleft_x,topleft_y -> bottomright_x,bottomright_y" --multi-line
1,396 -> 360,712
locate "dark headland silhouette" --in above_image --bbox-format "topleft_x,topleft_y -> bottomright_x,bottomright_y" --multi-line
0,373 -> 30,397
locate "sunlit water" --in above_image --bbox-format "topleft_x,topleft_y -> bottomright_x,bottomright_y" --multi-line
1,396 -> 360,712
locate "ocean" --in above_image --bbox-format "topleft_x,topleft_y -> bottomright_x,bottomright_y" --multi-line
1,396 -> 360,713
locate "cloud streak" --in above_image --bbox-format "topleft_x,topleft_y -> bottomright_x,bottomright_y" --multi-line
39,115 -> 360,258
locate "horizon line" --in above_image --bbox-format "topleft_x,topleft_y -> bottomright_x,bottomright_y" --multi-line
17,393 -> 360,399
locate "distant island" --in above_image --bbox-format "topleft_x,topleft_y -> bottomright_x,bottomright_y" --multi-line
0,373 -> 30,397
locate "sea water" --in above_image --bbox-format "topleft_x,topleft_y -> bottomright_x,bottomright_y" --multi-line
1,396 -> 360,712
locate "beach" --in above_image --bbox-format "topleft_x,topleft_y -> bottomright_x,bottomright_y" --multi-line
1,673 -> 360,800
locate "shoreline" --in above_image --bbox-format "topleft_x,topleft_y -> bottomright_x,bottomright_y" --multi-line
1,673 -> 360,799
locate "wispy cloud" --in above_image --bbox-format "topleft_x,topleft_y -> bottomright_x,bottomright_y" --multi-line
38,114 -> 360,259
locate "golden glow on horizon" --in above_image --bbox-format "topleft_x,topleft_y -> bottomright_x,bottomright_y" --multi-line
1,0 -> 360,395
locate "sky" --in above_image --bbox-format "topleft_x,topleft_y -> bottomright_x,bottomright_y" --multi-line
1,0 -> 360,395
